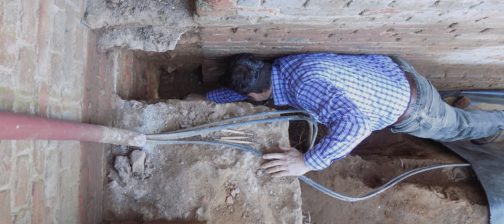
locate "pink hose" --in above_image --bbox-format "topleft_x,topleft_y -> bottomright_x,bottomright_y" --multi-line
0,112 -> 146,147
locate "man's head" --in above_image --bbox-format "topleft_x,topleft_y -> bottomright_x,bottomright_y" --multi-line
223,54 -> 272,101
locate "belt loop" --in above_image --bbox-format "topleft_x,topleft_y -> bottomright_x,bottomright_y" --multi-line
390,55 -> 419,125
389,55 -> 417,74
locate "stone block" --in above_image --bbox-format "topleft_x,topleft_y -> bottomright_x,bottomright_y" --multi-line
130,150 -> 146,175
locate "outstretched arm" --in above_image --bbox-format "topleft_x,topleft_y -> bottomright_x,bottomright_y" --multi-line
206,88 -> 248,103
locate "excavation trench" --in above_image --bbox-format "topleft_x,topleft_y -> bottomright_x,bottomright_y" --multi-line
102,39 -> 488,223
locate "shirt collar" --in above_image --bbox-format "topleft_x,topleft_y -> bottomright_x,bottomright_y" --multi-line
271,62 -> 290,106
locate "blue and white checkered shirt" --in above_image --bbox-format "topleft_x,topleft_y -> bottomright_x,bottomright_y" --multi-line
207,53 -> 411,170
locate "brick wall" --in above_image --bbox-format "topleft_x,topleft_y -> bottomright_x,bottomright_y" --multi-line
194,0 -> 504,90
0,0 -> 92,223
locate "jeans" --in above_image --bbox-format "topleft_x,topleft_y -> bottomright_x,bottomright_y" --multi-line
390,57 -> 504,141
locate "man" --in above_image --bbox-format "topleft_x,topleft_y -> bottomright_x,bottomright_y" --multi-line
206,53 -> 504,177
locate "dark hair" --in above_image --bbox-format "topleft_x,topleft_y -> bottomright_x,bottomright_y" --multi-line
222,54 -> 272,94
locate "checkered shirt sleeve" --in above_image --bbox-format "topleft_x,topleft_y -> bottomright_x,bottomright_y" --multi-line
206,88 -> 248,103
294,79 -> 372,170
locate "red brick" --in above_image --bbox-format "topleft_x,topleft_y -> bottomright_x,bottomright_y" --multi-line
36,0 -> 51,62
205,0 -> 236,10
116,51 -> 135,99
12,208 -> 31,223
32,146 -> 45,176
51,10 -> 66,52
49,53 -> 64,97
468,82 -> 497,89
0,2 -> 18,68
445,71 -> 466,78
0,1 -> 3,25
237,7 -> 279,17
12,97 -> 37,114
79,143 -> 105,224
13,156 -> 30,208
31,181 -> 45,224
201,35 -> 232,43
80,32 -> 107,224
16,47 -> 36,93
0,87 -> 15,114
196,0 -> 237,17
54,0 -> 65,9
20,0 -> 39,44
0,142 -> 12,187
479,70 -> 504,79
0,190 -> 13,224
37,83 -> 49,117
73,26 -> 86,62
423,71 -> 446,79
490,83 -> 504,88
63,6 -> 77,59
2,0 -> 18,28
14,141 -> 34,156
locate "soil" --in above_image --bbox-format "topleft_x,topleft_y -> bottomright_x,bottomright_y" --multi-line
103,98 -> 303,223
103,96 -> 489,224
300,130 -> 488,224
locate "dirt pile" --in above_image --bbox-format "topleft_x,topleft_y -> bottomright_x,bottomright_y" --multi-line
104,99 -> 303,223
84,0 -> 195,52
301,131 -> 488,224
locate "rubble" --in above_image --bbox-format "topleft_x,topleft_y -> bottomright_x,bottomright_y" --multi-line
104,99 -> 303,223
130,150 -> 146,175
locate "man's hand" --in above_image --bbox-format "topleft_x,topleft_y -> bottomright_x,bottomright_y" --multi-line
261,146 -> 312,177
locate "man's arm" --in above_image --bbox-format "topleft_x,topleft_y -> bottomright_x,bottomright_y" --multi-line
298,79 -> 372,170
262,78 -> 371,176
304,113 -> 371,170
206,88 -> 248,103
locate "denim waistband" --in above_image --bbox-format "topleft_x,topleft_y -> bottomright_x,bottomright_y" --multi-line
388,56 -> 429,129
